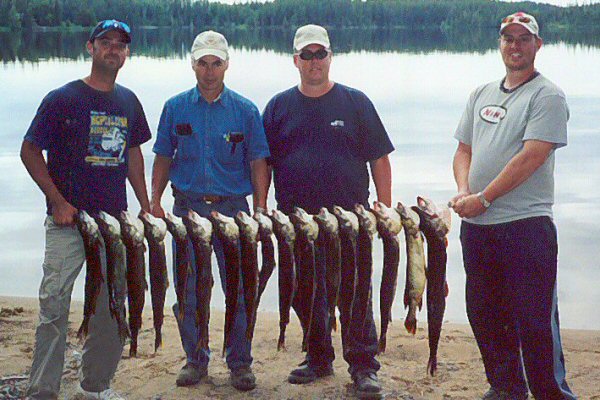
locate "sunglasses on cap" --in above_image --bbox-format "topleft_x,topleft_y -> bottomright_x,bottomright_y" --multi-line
502,15 -> 531,24
100,19 -> 131,33
298,48 -> 329,61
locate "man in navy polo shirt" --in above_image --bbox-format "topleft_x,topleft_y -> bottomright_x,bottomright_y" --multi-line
150,30 -> 270,391
262,24 -> 393,399
21,19 -> 151,400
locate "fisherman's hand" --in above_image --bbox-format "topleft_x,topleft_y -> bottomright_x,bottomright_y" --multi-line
448,191 -> 470,209
150,200 -> 165,219
452,194 -> 486,218
51,200 -> 78,226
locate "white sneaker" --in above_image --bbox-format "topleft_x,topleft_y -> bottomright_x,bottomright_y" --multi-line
76,384 -> 126,400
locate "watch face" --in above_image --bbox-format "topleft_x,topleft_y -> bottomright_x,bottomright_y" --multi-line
478,192 -> 490,208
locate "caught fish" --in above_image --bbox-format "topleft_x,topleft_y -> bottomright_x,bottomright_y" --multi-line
95,211 -> 130,344
253,209 -> 276,306
182,210 -> 213,351
209,211 -> 241,357
396,202 -> 426,335
333,206 -> 359,343
413,196 -> 451,376
164,213 -> 189,323
235,211 -> 260,341
290,207 -> 319,352
352,204 -> 378,340
313,207 -> 341,333
75,210 -> 103,340
118,210 -> 147,357
372,201 -> 402,354
270,209 -> 297,351
140,211 -> 168,351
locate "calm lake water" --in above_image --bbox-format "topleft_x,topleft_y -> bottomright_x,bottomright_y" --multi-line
1,29 -> 599,330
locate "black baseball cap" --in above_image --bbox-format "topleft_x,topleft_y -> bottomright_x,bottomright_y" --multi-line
89,19 -> 131,43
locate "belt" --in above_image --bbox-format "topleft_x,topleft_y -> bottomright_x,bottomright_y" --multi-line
201,194 -> 228,204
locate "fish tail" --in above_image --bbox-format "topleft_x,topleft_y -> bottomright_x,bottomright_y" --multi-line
427,355 -> 438,376
329,314 -> 337,332
377,335 -> 387,354
404,306 -> 417,335
277,323 -> 287,351
154,329 -> 162,352
129,339 -> 138,357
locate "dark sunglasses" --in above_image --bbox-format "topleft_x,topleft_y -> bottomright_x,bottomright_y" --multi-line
101,19 -> 131,33
298,49 -> 329,61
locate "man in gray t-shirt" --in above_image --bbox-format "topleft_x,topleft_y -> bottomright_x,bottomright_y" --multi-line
450,12 -> 576,400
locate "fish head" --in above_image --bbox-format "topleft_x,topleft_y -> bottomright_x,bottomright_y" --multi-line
253,209 -> 273,237
164,212 -> 187,241
235,211 -> 259,242
353,204 -> 377,236
333,205 -> 359,236
96,211 -> 122,239
118,210 -> 145,245
313,207 -> 339,235
140,211 -> 168,242
415,197 -> 451,238
290,207 -> 319,242
184,210 -> 211,244
372,202 -> 403,236
209,211 -> 239,242
396,202 -> 421,236
270,210 -> 296,241
76,210 -> 101,242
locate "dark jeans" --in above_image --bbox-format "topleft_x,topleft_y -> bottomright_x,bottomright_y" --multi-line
292,241 -> 380,377
460,217 -> 576,400
172,192 -> 252,371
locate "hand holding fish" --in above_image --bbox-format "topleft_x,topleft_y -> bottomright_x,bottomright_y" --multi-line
51,199 -> 78,226
149,199 -> 166,219
451,193 -> 487,218
447,190 -> 470,209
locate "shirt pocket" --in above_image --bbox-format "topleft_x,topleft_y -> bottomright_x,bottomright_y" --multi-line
174,133 -> 197,161
212,131 -> 245,166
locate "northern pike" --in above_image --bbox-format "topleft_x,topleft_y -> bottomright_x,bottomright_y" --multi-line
313,207 -> 341,333
289,207 -> 319,353
413,196 -> 451,376
352,204 -> 378,340
75,210 -> 103,340
372,201 -> 402,353
235,211 -> 260,341
396,202 -> 426,335
253,209 -> 276,306
118,210 -> 147,357
182,210 -> 213,351
164,213 -> 189,323
270,209 -> 296,351
95,211 -> 130,344
333,206 -> 359,342
140,211 -> 168,351
208,211 -> 240,357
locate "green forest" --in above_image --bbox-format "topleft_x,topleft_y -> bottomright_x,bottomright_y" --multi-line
1,0 -> 599,33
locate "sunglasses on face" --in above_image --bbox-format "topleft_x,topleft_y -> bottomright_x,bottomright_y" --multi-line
298,48 -> 329,61
502,15 -> 531,24
101,19 -> 131,33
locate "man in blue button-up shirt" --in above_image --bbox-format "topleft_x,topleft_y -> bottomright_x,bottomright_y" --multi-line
150,30 -> 270,391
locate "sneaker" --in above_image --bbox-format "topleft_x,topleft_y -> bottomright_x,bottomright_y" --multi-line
175,363 -> 207,387
353,371 -> 383,400
288,363 -> 333,384
230,366 -> 256,391
481,387 -> 528,400
75,385 -> 125,400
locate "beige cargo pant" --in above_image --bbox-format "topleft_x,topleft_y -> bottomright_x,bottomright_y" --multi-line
27,216 -> 123,399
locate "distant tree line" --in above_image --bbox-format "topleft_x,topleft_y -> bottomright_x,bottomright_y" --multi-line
1,0 -> 599,33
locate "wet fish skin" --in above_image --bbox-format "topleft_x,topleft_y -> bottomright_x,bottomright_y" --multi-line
164,213 -> 190,324
118,210 -> 147,357
313,207 -> 341,333
371,202 -> 402,353
95,211 -> 130,344
396,202 -> 426,335
75,210 -> 104,340
235,211 -> 260,341
270,209 -> 296,351
208,211 -> 241,357
182,210 -> 213,352
140,211 -> 168,351
253,210 -> 276,305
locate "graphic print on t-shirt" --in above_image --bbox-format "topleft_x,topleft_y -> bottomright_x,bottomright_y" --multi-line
85,111 -> 128,166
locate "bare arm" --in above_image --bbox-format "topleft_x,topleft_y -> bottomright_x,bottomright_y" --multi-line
250,158 -> 270,212
127,146 -> 150,213
20,140 -> 77,225
369,154 -> 392,207
453,139 -> 555,218
449,141 -> 472,206
150,155 -> 172,218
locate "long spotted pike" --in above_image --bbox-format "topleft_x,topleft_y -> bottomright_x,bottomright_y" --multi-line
253,210 -> 276,306
182,210 -> 213,352
235,211 -> 260,341
333,206 -> 359,343
396,202 -> 426,335
75,210 -> 103,340
140,211 -> 168,351
208,211 -> 240,357
95,211 -> 130,344
164,213 -> 189,324
372,202 -> 402,354
313,207 -> 341,333
118,211 -> 147,357
413,196 -> 451,376
352,204 -> 378,340
270,209 -> 296,351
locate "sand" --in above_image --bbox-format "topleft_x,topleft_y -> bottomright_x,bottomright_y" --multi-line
0,295 -> 598,399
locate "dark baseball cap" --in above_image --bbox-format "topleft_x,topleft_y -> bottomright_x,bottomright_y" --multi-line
89,19 -> 131,43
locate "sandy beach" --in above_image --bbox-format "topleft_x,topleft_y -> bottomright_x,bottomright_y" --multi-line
1,295 -> 598,399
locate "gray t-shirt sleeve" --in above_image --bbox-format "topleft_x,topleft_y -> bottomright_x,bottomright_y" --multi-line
523,91 -> 569,148
454,89 -> 477,145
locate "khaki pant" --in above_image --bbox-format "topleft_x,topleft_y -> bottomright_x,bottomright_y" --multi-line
27,216 -> 123,399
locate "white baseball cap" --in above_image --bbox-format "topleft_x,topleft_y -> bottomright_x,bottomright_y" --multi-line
499,12 -> 540,37
191,30 -> 229,61
293,24 -> 330,52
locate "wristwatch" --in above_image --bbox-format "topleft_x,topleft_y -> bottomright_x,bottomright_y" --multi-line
477,191 -> 491,208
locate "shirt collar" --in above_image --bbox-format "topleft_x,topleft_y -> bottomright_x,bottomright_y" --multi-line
192,85 -> 231,107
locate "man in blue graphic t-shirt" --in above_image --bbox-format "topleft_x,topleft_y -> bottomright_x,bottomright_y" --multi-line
262,24 -> 394,400
21,19 -> 151,400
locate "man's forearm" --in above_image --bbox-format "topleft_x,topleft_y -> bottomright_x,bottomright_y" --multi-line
151,155 -> 172,205
127,146 -> 150,212
250,158 -> 270,211
453,143 -> 471,194
20,140 -> 66,207
370,154 -> 392,207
